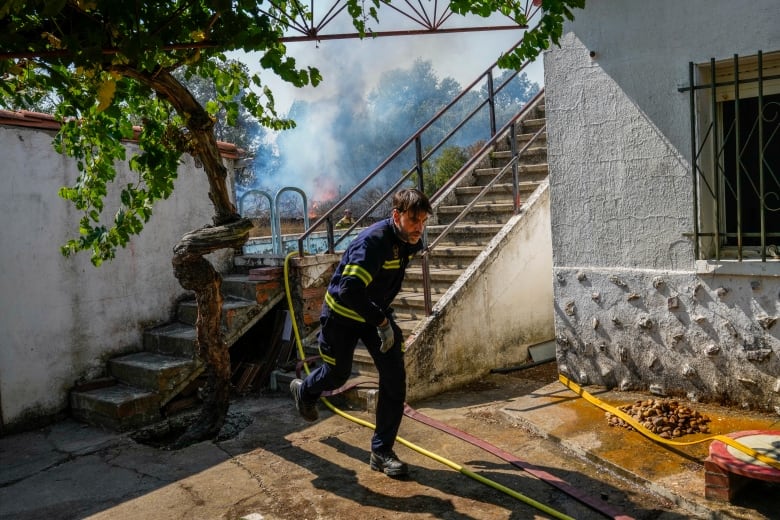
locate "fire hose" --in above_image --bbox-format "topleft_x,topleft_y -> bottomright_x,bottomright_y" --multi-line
283,252 -> 637,520
558,375 -> 780,471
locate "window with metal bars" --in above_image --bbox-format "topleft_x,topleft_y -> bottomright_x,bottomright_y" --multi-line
682,51 -> 780,261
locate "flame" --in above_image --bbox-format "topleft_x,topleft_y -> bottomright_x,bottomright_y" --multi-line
309,173 -> 340,219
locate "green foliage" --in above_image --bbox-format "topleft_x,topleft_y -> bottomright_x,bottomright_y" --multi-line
0,1 -> 322,265
0,0 -> 581,266
423,145 -> 471,193
447,0 -> 585,68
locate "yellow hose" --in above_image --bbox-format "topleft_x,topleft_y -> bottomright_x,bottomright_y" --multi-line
283,251 -> 575,520
558,374 -> 780,470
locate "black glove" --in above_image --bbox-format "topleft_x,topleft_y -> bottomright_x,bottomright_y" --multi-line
377,321 -> 395,353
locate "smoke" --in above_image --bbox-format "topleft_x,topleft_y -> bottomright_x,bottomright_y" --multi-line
233,11 -> 544,215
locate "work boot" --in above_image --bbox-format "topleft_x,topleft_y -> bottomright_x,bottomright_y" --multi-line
290,379 -> 318,422
370,450 -> 409,477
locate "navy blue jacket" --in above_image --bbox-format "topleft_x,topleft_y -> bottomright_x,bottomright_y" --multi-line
323,217 -> 423,326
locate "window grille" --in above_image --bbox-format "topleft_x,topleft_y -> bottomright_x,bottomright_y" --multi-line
681,51 -> 780,261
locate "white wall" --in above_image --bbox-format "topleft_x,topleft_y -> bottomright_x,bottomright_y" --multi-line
0,123 -> 234,431
543,0 -> 780,410
407,183 -> 554,401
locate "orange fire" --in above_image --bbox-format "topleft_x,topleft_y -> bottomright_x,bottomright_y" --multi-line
309,173 -> 340,219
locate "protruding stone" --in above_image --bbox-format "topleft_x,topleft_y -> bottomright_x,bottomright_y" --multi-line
637,316 -> 653,329
758,315 -> 777,330
598,342 -> 607,352
565,301 -> 576,316
619,378 -> 633,391
578,370 -> 589,384
576,271 -> 587,281
556,272 -> 566,285
649,384 -> 666,396
609,275 -> 627,288
592,317 -> 600,329
774,379 -> 780,394
618,345 -> 628,362
611,315 -> 622,327
627,292 -> 640,301
591,292 -> 601,302
745,349 -> 771,362
682,364 -> 696,377
693,314 -> 706,323
667,296 -> 679,309
705,344 -> 720,356
715,287 -> 729,298
750,280 -> 761,291
723,321 -> 737,337
672,332 -> 685,342
652,276 -> 665,289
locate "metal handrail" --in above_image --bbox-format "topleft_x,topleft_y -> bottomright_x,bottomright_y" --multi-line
296,35 -> 539,257
420,96 -> 546,314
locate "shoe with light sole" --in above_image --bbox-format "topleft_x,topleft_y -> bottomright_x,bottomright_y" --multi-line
290,379 -> 318,422
370,450 -> 409,477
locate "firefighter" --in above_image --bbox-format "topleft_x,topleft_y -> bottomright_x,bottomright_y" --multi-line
291,188 -> 432,477
335,208 -> 354,228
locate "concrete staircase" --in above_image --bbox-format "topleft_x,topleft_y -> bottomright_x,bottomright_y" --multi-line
69,97 -> 549,430
69,273 -> 286,431
350,99 -> 549,377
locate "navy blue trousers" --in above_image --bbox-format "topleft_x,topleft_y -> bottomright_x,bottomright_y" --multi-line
300,313 -> 405,453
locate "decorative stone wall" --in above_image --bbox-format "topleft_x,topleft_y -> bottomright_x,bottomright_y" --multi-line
554,267 -> 780,412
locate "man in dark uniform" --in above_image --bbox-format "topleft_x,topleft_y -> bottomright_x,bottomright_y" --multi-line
290,188 -> 432,477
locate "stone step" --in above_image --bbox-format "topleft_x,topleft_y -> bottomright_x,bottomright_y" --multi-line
222,272 -> 283,305
108,352 -> 202,394
473,163 -> 548,184
143,321 -> 197,357
491,145 -> 547,162
403,265 -> 464,291
520,117 -> 546,131
435,202 -> 516,225
70,383 -> 162,432
394,290 -> 443,310
176,295 -> 259,327
452,182 -> 539,205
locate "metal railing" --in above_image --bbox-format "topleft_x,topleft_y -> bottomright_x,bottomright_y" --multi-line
420,106 -> 546,314
297,37 -> 539,256
295,37 -> 547,316
679,50 -> 780,262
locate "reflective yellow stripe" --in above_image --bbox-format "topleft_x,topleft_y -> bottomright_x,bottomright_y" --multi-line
325,292 -> 366,323
343,264 -> 372,285
318,347 -> 336,365
382,259 -> 401,269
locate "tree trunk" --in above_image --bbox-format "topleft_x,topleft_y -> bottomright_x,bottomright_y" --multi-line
170,220 -> 253,447
122,66 -> 251,445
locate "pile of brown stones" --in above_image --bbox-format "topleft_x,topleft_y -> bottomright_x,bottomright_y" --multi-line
606,399 -> 712,439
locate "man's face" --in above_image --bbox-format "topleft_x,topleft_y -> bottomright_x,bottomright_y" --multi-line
393,208 -> 429,244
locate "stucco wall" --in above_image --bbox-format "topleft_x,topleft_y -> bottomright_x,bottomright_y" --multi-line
544,0 -> 780,411
407,183 -> 554,401
0,123 -> 234,431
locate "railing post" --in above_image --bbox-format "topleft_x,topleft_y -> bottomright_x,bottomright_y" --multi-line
709,58 -> 721,260
326,218 -> 335,254
422,250 -> 432,316
688,61 -> 700,261
510,122 -> 520,213
757,51 -> 766,261
487,70 -> 497,137
415,136 -> 424,193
